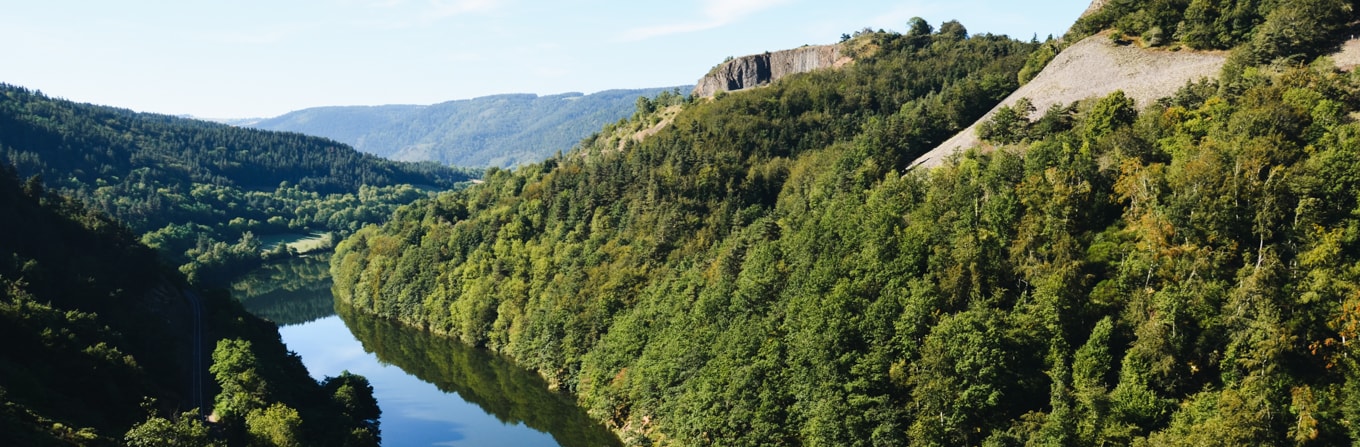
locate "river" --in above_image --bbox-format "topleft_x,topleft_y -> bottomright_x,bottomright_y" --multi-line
230,255 -> 621,447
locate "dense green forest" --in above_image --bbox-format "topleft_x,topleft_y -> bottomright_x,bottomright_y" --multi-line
333,2 -> 1360,444
0,84 -> 477,284
333,23 -> 1038,445
0,165 -> 378,446
248,87 -> 688,168
1071,0 -> 1354,58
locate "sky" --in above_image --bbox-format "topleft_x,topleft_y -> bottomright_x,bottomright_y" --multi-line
0,0 -> 1092,119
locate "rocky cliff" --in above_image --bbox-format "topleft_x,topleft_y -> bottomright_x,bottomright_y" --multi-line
1080,0 -> 1111,19
693,44 -> 850,97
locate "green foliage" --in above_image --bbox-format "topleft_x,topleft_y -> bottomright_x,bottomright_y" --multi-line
0,83 -> 473,285
206,337 -> 382,446
125,407 -> 220,447
335,12 -> 1360,446
210,339 -> 268,422
0,164 -> 380,446
939,20 -> 969,40
334,23 -> 1038,446
321,371 -> 381,446
979,98 -> 1038,144
1018,41 -> 1058,85
245,403 -> 303,447
1070,0 -> 1356,63
1246,0 -> 1351,63
978,97 -> 1081,146
1082,90 -> 1138,140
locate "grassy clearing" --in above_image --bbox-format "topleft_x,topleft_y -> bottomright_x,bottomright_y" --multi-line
257,232 -> 333,254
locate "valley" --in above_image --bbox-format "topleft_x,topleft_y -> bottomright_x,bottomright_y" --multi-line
244,88 -> 689,168
231,255 -> 620,446
7,0 -> 1360,445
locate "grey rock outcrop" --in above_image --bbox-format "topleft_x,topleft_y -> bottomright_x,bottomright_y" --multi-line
909,32 -> 1227,169
693,44 -> 850,97
1080,0 -> 1112,19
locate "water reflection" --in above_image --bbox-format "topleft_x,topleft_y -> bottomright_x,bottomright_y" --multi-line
230,255 -> 335,326
336,303 -> 622,447
231,258 -> 622,447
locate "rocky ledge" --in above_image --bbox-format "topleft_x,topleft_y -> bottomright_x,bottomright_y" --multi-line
693,44 -> 851,98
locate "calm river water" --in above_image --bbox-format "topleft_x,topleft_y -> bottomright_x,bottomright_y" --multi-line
230,256 -> 620,447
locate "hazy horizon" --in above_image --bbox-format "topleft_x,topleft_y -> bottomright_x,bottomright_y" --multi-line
2,0 -> 1089,118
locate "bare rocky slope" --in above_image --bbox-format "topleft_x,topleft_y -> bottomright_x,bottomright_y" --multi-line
693,44 -> 851,97
910,31 -> 1360,169
910,33 -> 1228,168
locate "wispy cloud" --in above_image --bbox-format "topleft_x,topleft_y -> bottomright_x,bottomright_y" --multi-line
425,0 -> 499,20
347,0 -> 502,29
621,0 -> 793,41
212,22 -> 323,45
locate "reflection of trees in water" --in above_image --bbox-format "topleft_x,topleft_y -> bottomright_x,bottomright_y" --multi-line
336,303 -> 622,447
230,255 -> 337,326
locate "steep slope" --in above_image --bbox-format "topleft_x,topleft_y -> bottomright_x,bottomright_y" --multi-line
249,88 -> 687,168
0,167 -> 379,446
912,32 -> 1227,168
920,0 -> 1360,169
692,44 -> 851,97
332,28 -> 1037,445
0,84 -> 473,283
334,3 -> 1360,444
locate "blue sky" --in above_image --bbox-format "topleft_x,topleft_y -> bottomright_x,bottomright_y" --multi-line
1,0 -> 1091,118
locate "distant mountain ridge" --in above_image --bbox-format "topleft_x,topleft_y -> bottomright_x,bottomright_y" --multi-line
247,87 -> 689,168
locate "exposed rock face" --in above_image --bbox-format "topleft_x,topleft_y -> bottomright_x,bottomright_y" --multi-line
910,32 -> 1227,169
1080,0 -> 1112,19
693,44 -> 850,97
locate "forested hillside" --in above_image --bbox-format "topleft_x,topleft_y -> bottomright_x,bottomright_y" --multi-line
333,23 -> 1042,444
0,84 -> 476,283
248,88 -> 687,168
0,165 -> 378,446
334,1 -> 1360,443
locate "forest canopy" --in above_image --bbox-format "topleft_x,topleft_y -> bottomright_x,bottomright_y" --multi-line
0,84 -> 478,283
333,7 -> 1360,444
0,164 -> 379,446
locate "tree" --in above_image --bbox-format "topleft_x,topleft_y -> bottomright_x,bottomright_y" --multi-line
210,339 -> 267,422
1082,90 -> 1138,141
323,371 -> 382,444
125,410 -> 220,447
978,98 -> 1036,145
907,17 -> 934,47
246,403 -> 304,447
1248,0 -> 1349,63
1072,317 -> 1121,444
908,309 -> 1032,445
939,20 -> 968,40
